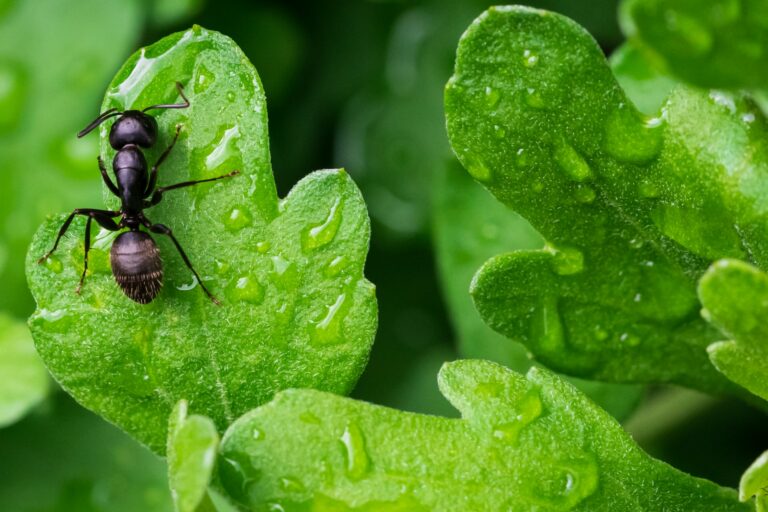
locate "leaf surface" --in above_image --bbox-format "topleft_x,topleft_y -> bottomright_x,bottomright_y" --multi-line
698,259 -> 768,402
217,359 -> 747,511
741,450 -> 768,512
0,314 -> 48,427
26,26 -> 377,453
445,6 -> 768,393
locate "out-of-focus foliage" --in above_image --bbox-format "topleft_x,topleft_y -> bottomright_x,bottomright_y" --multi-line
27,27 -> 377,454
0,0 -> 142,316
620,0 -> 768,89
0,394 -> 171,512
0,314 -> 48,427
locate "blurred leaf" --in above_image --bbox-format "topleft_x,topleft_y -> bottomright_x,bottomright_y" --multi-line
740,450 -> 768,512
0,0 -> 142,316
445,6 -> 768,394
0,313 -> 48,427
609,42 -> 678,116
620,0 -> 768,89
27,27 -> 376,454
698,259 -> 768,402
149,0 -> 204,28
168,400 -> 219,512
218,359 -> 746,510
0,394 -> 171,512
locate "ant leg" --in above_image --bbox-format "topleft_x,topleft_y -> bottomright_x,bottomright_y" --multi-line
141,82 -> 190,113
76,211 -> 121,294
145,170 -> 240,207
37,208 -> 120,264
144,124 -> 182,197
98,156 -> 119,196
144,221 -> 221,305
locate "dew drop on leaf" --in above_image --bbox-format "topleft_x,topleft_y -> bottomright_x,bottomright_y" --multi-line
324,255 -> 348,278
530,297 -> 565,352
492,390 -> 543,444
484,85 -> 500,108
256,241 -> 271,254
270,255 -> 298,288
204,125 -> 240,177
603,103 -> 664,164
522,49 -> 539,68
548,245 -> 585,276
524,87 -> 545,108
226,275 -> 265,304
339,421 -> 369,480
223,206 -> 252,231
301,197 -> 343,251
44,255 -> 63,274
553,141 -> 592,182
310,293 -> 348,345
194,63 -> 215,94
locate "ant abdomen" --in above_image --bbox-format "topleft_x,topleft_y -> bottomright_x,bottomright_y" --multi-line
110,231 -> 163,304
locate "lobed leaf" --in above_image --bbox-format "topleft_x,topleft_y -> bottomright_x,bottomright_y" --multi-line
620,0 -> 768,89
698,259 -> 768,402
444,6 -> 768,394
26,27 -> 377,453
0,314 -> 48,427
217,359 -> 747,511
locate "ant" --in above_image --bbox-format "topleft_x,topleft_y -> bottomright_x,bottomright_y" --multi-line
38,82 -> 238,305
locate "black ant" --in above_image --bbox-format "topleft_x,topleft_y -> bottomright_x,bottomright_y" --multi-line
38,82 -> 238,305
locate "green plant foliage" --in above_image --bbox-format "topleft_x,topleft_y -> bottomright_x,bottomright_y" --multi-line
216,359 -> 746,511
0,314 -> 48,427
698,259 -> 768,402
0,394 -> 172,512
0,0 -> 141,316
741,450 -> 768,512
445,6 -> 768,394
609,42 -> 677,116
168,400 -> 219,512
26,26 -> 377,454
620,0 -> 768,89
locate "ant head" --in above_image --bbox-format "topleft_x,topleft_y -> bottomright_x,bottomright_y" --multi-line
108,111 -> 158,149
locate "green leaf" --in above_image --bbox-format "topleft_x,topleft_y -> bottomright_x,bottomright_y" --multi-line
0,313 -> 48,427
741,450 -> 768,512
0,0 -> 141,316
168,400 -> 219,512
444,6 -> 768,394
608,42 -> 678,116
0,394 -> 172,512
217,359 -> 746,511
26,27 -> 377,454
698,259 -> 768,401
620,0 -> 768,89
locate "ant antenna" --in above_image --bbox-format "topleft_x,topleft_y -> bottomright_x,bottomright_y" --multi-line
142,82 -> 190,113
77,108 -> 122,138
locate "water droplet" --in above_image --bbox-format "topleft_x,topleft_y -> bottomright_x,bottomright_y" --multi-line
638,179 -> 660,198
256,241 -> 271,254
474,380 -> 504,398
226,276 -> 264,304
492,390 -> 543,444
546,245 -> 584,275
522,49 -> 539,67
594,326 -> 609,341
252,428 -> 265,440
226,91 -> 236,102
633,293 -> 642,302
525,87 -> 545,109
553,141 -> 592,182
530,297 -> 565,352
742,112 -> 756,124
214,258 -> 230,275
204,125 -> 240,176
339,422 -> 369,480
274,301 -> 295,332
324,256 -> 348,278
194,63 -> 215,94
270,255 -> 298,289
31,309 -> 71,333
218,453 -> 260,505
709,90 -> 736,113
461,151 -> 492,182
279,476 -> 304,493
574,185 -> 596,204
515,147 -> 530,167
310,293 -> 348,344
301,197 -> 343,251
223,206 -> 252,231
532,456 -> 599,509
0,60 -> 26,132
620,332 -> 641,347
604,103 -> 664,164
484,86 -> 500,108
664,10 -> 713,56
44,255 -> 63,274
628,238 -> 644,249
493,124 -> 506,138
532,181 -> 544,192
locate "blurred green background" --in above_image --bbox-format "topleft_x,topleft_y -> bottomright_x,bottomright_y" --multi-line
0,0 -> 765,510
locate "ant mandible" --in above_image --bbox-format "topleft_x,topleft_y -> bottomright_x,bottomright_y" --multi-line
38,82 -> 238,305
